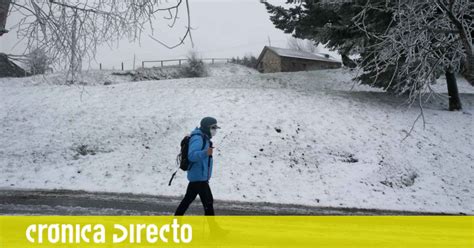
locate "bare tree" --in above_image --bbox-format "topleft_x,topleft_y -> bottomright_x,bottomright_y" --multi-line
287,37 -> 319,53
2,0 -> 193,80
353,0 -> 472,111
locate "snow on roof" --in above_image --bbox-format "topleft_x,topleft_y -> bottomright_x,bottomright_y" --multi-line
265,46 -> 340,63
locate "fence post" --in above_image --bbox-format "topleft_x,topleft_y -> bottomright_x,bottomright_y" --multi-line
99,63 -> 102,70
133,54 -> 136,70
121,62 -> 124,71
142,61 -> 145,68
161,61 -> 163,67
179,59 -> 181,66
212,58 -> 215,64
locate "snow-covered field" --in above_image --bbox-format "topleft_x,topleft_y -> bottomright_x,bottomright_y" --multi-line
0,62 -> 258,86
1,65 -> 473,214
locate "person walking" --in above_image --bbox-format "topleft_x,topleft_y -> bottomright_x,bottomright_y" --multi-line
175,117 -> 220,216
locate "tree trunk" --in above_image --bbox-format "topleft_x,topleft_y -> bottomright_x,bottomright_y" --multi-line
446,70 -> 462,111
341,54 -> 357,69
69,10 -> 81,81
0,0 -> 9,36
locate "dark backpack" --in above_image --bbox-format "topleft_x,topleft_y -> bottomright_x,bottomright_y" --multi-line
168,133 -> 206,186
178,133 -> 206,171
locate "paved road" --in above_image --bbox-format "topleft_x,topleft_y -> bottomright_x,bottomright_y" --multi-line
0,189 -> 454,215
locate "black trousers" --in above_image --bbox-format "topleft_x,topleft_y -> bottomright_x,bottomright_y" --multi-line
175,181 -> 215,216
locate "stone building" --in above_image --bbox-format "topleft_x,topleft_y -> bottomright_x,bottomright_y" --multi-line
256,46 -> 341,73
0,53 -> 28,78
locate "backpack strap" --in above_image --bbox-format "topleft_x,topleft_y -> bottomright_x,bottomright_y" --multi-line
186,133 -> 205,173
201,135 -> 206,150
168,170 -> 177,186
190,133 -> 207,150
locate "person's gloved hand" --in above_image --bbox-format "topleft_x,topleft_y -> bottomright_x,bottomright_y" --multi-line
207,147 -> 214,156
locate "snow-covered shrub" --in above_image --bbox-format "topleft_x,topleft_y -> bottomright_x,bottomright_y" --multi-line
133,67 -> 180,81
377,164 -> 419,189
179,51 -> 208,78
26,48 -> 51,75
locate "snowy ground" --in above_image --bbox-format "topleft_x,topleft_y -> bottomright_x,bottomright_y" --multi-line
0,65 -> 473,214
0,62 -> 258,86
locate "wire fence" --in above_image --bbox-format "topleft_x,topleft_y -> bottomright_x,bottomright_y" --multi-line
141,58 -> 231,68
99,58 -> 231,71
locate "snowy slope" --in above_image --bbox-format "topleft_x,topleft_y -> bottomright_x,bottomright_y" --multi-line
0,62 -> 258,87
0,67 -> 473,214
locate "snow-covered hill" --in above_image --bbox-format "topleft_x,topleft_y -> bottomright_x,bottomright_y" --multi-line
0,62 -> 259,86
1,66 -> 473,214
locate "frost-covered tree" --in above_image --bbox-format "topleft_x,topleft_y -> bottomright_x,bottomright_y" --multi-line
264,0 -> 473,111
0,1 -> 8,36
287,37 -> 319,53
355,0 -> 473,111
0,0 -> 193,80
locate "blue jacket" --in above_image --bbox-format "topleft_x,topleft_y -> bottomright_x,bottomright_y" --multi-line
187,128 -> 213,182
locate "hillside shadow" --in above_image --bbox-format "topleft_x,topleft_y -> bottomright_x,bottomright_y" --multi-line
333,91 -> 474,111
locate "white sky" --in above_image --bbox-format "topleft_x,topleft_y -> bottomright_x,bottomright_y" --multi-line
0,0 -> 337,70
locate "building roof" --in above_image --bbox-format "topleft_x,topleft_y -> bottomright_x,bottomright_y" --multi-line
257,46 -> 341,65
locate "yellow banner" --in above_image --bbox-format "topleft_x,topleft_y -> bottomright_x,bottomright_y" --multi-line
0,216 -> 472,248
